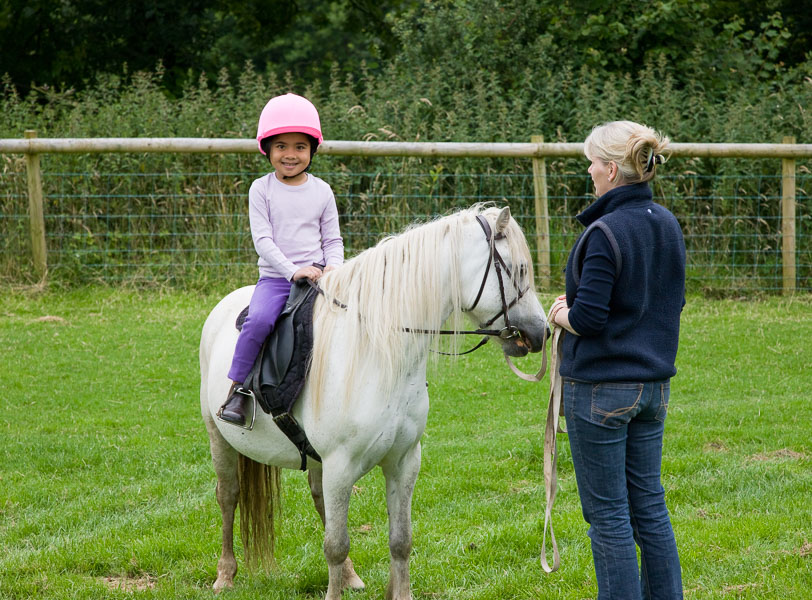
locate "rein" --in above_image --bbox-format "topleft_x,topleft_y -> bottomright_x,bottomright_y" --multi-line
304,277 -> 347,309
403,216 -> 526,342
308,214 -> 548,380
407,215 -> 548,382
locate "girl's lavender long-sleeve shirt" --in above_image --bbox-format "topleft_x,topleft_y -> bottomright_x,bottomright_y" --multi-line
248,172 -> 344,280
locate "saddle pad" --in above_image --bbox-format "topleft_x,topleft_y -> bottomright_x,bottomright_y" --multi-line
241,281 -> 318,416
235,306 -> 249,331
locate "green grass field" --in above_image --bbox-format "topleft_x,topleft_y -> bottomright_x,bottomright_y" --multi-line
0,289 -> 809,599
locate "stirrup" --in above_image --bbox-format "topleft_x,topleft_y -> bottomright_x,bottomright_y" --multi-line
217,387 -> 257,431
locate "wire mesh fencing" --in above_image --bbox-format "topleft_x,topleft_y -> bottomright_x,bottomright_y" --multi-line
1,156 -> 810,293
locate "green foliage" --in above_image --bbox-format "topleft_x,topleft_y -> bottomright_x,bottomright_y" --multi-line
1,56 -> 810,290
2,1 -> 810,143
1,2 -> 811,290
0,290 -> 809,598
0,0 -> 415,96
386,0 -> 808,107
2,0 -> 810,101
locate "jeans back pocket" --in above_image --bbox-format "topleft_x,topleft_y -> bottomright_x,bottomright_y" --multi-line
655,381 -> 670,423
591,383 -> 644,428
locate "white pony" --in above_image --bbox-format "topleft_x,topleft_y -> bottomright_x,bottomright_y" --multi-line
199,205 -> 548,599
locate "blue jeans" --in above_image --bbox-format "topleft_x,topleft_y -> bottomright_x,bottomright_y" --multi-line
564,379 -> 682,600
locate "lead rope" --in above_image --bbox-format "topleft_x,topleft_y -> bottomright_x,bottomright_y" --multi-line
540,325 -> 566,573
503,332 -> 548,382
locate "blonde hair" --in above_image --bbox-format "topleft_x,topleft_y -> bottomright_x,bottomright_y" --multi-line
583,121 -> 670,184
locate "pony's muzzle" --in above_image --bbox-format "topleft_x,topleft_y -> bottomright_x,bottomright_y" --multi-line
514,320 -> 549,354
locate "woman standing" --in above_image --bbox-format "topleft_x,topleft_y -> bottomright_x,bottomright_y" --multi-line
548,121 -> 685,599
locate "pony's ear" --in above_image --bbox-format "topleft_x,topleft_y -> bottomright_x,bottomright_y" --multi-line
495,206 -> 511,234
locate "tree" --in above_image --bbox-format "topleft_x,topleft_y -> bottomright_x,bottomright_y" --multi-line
0,0 -> 415,95
1,0 -> 807,97
1,0 -> 220,94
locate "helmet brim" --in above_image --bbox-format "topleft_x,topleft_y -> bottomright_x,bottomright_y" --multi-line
257,126 -> 324,154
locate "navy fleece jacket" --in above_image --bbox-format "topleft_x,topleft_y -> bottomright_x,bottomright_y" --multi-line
560,182 -> 686,383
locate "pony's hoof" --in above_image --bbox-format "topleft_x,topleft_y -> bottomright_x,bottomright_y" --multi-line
213,578 -> 234,594
344,573 -> 365,591
342,558 -> 365,591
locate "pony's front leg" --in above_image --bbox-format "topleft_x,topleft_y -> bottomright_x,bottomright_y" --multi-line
308,469 -> 365,591
382,442 -> 422,600
204,415 -> 240,592
320,465 -> 356,600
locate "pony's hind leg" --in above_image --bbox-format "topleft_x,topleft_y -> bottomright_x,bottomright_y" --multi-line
307,469 -> 365,591
204,414 -> 240,592
381,442 -> 422,600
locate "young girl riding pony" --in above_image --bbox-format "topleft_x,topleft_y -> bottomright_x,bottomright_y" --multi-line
218,93 -> 344,426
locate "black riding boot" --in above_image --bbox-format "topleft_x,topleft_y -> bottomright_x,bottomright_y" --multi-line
218,382 -> 247,426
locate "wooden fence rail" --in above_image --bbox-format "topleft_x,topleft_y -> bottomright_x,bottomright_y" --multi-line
2,133 -> 809,292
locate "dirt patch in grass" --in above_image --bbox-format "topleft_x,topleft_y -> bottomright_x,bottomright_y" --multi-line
723,582 -> 759,594
747,448 -> 806,462
29,315 -> 67,324
696,507 -> 722,519
102,575 -> 156,592
703,441 -> 728,452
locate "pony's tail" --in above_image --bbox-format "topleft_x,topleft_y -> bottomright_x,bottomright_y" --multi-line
237,454 -> 282,572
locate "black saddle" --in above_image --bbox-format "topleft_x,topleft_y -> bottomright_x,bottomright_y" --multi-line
235,279 -> 321,469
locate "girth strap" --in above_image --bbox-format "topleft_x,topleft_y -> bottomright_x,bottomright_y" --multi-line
271,411 -> 321,471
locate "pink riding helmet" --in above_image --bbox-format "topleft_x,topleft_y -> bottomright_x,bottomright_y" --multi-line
256,93 -> 324,155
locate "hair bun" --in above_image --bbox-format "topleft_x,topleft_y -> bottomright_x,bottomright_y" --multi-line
584,121 -> 670,183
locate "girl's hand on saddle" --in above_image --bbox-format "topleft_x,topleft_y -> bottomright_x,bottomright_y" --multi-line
292,266 -> 323,281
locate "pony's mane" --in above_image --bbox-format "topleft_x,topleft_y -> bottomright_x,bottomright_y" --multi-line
308,205 -> 535,411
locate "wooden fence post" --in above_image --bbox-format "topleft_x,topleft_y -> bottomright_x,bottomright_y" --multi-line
781,136 -> 796,295
531,135 -> 551,290
24,130 -> 48,281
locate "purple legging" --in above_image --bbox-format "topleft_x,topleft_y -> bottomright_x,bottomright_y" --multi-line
228,277 -> 292,383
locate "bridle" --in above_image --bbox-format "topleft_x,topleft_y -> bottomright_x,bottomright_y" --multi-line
404,215 -> 548,381
311,214 -> 548,381
403,216 -> 526,344
465,215 -> 531,336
